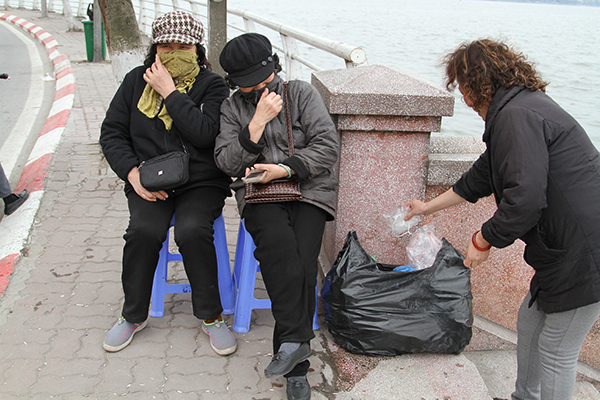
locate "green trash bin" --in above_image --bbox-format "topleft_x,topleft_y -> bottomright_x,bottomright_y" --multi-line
82,20 -> 106,62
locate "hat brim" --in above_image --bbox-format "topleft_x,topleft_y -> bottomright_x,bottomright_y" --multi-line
229,63 -> 275,88
153,33 -> 199,45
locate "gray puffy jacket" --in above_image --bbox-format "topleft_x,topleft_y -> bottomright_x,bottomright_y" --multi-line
215,75 -> 339,219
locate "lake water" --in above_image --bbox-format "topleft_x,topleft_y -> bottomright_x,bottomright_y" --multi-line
227,0 -> 600,148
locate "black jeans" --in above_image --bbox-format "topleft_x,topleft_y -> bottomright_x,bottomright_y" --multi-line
243,201 -> 328,377
121,186 -> 226,323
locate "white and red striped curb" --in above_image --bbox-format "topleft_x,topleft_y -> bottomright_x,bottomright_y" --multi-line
0,14 -> 74,296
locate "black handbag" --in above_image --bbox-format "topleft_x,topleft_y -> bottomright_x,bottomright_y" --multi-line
138,133 -> 190,191
244,82 -> 302,203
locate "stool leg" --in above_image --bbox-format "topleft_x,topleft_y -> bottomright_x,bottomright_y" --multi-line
233,223 -> 260,333
149,238 -> 169,318
313,284 -> 320,330
214,214 -> 234,315
232,220 -> 246,294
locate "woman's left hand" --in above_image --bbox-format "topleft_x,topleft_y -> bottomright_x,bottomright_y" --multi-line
463,239 -> 490,268
245,163 -> 291,184
143,55 -> 177,98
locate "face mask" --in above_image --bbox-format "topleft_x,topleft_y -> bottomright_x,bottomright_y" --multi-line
241,87 -> 266,104
157,49 -> 199,80
240,77 -> 279,104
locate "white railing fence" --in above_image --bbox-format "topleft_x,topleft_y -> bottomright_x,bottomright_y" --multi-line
3,0 -> 368,81
2,0 -> 89,18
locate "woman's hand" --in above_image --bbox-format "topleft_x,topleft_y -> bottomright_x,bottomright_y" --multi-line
405,188 -> 467,220
463,230 -> 491,268
405,200 -> 428,220
143,55 -> 177,98
245,163 -> 290,184
248,89 -> 283,143
464,240 -> 490,268
127,167 -> 169,202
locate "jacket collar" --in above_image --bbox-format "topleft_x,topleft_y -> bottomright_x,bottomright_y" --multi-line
263,73 -> 283,94
483,85 -> 527,143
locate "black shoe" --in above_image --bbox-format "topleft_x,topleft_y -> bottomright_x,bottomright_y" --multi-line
286,376 -> 311,400
4,190 -> 29,215
264,342 -> 311,378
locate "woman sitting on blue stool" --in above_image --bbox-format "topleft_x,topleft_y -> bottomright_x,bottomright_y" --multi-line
99,11 -> 236,356
215,33 -> 339,400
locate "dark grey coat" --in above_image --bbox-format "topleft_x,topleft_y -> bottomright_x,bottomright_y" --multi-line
453,86 -> 600,313
215,75 -> 339,219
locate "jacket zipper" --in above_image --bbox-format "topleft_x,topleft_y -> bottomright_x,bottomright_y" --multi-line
265,120 -> 280,163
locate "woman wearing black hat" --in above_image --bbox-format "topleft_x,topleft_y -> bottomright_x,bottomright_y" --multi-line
100,11 -> 237,356
215,33 -> 339,400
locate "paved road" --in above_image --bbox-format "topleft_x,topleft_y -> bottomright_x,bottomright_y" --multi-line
0,20 -> 53,184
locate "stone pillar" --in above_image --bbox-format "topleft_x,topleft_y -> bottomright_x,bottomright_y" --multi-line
312,65 -> 454,265
208,0 -> 227,76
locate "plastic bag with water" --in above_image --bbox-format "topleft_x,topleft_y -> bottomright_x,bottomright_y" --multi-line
385,205 -> 421,236
407,224 -> 443,270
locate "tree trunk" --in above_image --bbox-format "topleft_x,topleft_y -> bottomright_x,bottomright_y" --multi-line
98,0 -> 146,84
92,0 -> 103,62
40,0 -> 48,17
62,0 -> 80,32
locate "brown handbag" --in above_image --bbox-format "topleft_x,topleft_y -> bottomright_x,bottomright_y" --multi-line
244,82 -> 302,204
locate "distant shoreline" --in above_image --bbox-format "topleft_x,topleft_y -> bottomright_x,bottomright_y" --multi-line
485,0 -> 599,6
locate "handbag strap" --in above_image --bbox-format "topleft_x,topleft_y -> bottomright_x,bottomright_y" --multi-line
177,132 -> 187,154
162,130 -> 188,154
176,132 -> 188,154
283,82 -> 294,156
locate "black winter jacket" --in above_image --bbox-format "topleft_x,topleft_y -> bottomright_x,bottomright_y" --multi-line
100,66 -> 231,195
453,86 -> 600,313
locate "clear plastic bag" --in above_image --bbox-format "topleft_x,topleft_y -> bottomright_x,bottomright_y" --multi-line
407,224 -> 443,270
385,205 -> 422,236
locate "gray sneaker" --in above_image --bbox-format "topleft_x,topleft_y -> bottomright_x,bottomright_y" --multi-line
201,319 -> 237,356
103,316 -> 147,352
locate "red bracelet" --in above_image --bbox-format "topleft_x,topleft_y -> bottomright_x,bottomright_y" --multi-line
472,230 -> 492,251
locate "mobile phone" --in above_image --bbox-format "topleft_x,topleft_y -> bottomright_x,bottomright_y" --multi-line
242,169 -> 267,183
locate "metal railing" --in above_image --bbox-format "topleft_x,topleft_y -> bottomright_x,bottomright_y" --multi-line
133,0 -> 368,80
3,0 -> 368,81
2,0 -> 89,18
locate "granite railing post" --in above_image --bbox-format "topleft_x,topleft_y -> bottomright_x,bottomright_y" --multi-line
312,65 -> 454,265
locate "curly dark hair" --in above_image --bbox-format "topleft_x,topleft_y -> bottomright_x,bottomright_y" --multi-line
224,53 -> 283,90
143,43 -> 211,71
443,39 -> 548,111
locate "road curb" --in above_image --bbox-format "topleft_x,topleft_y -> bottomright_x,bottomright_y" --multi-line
0,14 -> 74,296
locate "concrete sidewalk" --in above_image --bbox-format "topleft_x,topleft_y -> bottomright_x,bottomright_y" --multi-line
1,8 -> 599,400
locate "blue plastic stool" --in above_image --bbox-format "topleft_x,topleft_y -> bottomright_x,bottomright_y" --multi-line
232,219 -> 320,333
149,214 -> 235,318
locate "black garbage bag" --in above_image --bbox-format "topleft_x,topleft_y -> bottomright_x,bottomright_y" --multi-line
321,231 -> 473,356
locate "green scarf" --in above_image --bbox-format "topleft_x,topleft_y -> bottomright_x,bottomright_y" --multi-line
137,50 -> 200,130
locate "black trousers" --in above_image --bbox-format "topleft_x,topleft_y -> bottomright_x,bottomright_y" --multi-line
121,186 -> 226,323
243,201 -> 328,377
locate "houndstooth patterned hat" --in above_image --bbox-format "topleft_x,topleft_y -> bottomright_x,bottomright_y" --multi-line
152,11 -> 204,45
